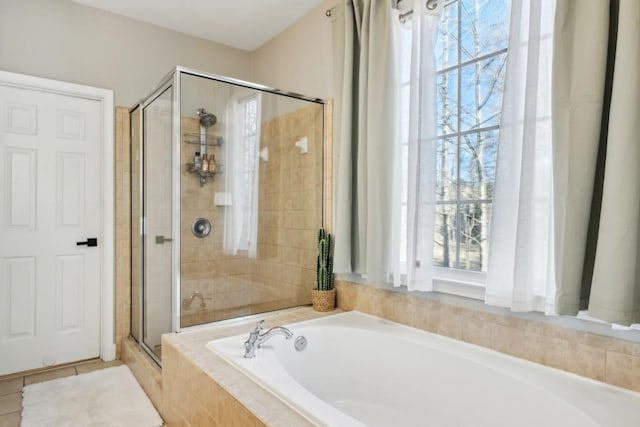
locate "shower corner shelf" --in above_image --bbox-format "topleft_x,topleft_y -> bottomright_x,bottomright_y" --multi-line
185,163 -> 223,186
183,133 -> 224,147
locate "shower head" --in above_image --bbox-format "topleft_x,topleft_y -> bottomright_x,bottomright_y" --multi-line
196,108 -> 217,127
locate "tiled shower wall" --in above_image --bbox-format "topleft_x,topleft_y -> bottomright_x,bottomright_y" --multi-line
180,115 -> 256,326
253,104 -> 324,308
180,103 -> 324,325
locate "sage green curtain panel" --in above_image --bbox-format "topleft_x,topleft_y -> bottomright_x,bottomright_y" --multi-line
554,0 -> 640,325
331,0 -> 397,280
552,0 -> 610,316
331,1 -> 356,274
589,0 -> 640,325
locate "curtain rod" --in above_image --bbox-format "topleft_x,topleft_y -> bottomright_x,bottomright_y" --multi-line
325,0 -> 438,19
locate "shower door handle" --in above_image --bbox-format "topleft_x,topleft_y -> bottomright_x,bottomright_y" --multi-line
155,235 -> 173,244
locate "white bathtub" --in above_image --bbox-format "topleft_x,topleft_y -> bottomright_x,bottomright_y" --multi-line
207,311 -> 640,427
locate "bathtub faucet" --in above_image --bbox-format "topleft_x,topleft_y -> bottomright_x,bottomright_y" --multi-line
243,320 -> 293,358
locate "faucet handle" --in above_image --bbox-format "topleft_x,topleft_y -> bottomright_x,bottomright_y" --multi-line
254,320 -> 265,334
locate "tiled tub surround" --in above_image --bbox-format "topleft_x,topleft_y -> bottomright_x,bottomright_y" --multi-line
162,303 -> 640,427
335,280 -> 640,394
209,311 -> 640,427
162,307 -> 335,426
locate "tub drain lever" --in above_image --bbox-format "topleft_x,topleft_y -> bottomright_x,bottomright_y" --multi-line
294,336 -> 307,351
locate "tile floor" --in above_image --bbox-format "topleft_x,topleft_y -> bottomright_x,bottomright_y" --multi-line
0,359 -> 123,427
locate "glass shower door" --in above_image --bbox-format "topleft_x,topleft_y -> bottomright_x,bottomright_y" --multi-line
142,86 -> 173,360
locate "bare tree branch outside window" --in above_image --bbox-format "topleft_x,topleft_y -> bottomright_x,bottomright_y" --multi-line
399,0 -> 510,273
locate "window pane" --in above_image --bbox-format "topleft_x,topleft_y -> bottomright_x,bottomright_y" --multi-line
433,203 -> 457,268
457,202 -> 492,271
460,0 -> 510,62
435,138 -> 457,201
436,70 -> 458,136
459,53 -> 506,131
399,27 -> 412,80
458,130 -> 498,200
435,1 -> 459,71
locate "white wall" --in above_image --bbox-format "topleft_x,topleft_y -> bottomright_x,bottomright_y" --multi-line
251,0 -> 336,101
0,0 -> 335,106
0,0 -> 253,107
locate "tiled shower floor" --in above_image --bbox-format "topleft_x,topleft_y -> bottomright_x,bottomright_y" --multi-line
0,359 -> 123,427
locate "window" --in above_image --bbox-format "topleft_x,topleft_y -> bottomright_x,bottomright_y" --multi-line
223,91 -> 261,258
398,0 -> 510,276
238,95 -> 259,251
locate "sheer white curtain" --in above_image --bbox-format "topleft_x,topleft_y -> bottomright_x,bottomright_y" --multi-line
223,91 -> 261,258
484,0 -> 556,313
390,0 -> 442,291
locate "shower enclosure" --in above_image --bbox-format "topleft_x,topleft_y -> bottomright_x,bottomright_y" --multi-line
130,67 -> 326,363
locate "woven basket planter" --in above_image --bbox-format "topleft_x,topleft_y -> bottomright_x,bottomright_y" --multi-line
311,288 -> 336,312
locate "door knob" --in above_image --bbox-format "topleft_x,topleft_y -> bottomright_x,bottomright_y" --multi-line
77,238 -> 98,247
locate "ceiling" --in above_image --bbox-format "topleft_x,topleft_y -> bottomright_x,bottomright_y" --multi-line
71,0 -> 323,51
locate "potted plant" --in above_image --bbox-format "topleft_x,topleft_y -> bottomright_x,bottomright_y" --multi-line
311,228 -> 336,312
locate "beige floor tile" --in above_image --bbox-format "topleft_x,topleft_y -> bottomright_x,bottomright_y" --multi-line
24,366 -> 76,386
0,394 -> 21,417
0,378 -> 22,397
0,411 -> 21,427
75,359 -> 123,375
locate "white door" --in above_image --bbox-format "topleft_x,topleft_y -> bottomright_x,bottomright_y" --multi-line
0,83 -> 102,375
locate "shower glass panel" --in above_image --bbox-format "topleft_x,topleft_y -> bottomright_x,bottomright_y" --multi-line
179,73 -> 324,327
130,67 -> 325,364
142,86 -> 173,360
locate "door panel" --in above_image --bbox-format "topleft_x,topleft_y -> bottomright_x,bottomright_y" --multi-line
56,254 -> 85,332
56,153 -> 85,228
4,148 -> 36,229
0,84 -> 101,375
4,256 -> 36,339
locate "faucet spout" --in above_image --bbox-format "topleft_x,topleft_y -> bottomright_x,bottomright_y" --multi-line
258,326 -> 293,342
243,321 -> 293,358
